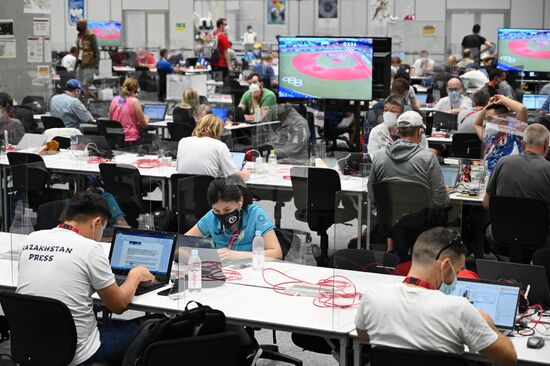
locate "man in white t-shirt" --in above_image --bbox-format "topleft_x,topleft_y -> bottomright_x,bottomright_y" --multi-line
17,191 -> 155,365
412,50 -> 435,77
61,47 -> 78,72
460,63 -> 489,89
434,78 -> 473,114
355,227 -> 517,366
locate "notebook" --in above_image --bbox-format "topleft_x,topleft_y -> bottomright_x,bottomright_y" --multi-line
143,103 -> 168,122
450,278 -> 521,333
109,228 -> 177,295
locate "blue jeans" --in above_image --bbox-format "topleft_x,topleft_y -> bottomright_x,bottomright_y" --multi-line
84,320 -> 141,365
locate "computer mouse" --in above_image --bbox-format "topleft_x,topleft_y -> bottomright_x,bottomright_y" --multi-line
527,336 -> 545,349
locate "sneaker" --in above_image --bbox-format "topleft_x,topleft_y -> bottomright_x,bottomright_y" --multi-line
241,341 -> 263,366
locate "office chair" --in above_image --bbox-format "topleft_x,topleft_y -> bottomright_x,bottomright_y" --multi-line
41,116 -> 65,130
452,133 -> 481,159
370,346 -> 471,366
141,332 -> 240,366
97,119 -> 126,149
157,69 -> 168,102
533,248 -> 550,289
12,105 -> 38,133
171,174 -> 214,233
168,122 -> 194,142
99,163 -> 145,228
290,167 -> 356,266
36,199 -> 68,230
487,196 -> 548,263
0,292 -> 77,366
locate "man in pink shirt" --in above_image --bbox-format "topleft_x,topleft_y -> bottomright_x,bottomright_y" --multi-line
136,48 -> 156,70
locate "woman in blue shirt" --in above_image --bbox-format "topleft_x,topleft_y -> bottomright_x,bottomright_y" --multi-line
186,176 -> 283,261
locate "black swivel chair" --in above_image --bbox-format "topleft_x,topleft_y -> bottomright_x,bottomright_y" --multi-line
487,196 -> 548,263
369,346 -> 471,366
533,248 -> 550,289
99,163 -> 145,228
36,199 -> 68,230
452,133 -> 481,159
290,167 -> 356,266
142,332 -> 241,366
168,123 -> 194,142
157,69 -> 168,102
171,174 -> 214,233
0,292 -> 77,366
41,116 -> 65,130
97,119 -> 126,149
12,105 -> 38,133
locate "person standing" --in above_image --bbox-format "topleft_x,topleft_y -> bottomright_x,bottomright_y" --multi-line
212,18 -> 232,83
242,25 -> 257,51
461,24 -> 494,62
75,20 -> 99,86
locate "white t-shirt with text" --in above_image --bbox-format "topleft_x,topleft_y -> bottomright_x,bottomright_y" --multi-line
16,228 -> 115,366
177,136 -> 239,177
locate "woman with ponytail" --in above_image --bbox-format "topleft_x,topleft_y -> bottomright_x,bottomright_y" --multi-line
108,78 -> 149,144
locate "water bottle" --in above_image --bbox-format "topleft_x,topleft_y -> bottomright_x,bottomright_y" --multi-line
252,231 -> 265,271
267,149 -> 277,172
188,249 -> 202,293
70,134 -> 78,155
254,106 -> 261,122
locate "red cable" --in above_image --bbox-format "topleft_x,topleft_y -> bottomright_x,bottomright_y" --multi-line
134,159 -> 161,169
261,267 -> 361,309
87,157 -> 111,164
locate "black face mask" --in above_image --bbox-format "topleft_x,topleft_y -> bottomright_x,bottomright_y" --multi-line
216,209 -> 241,228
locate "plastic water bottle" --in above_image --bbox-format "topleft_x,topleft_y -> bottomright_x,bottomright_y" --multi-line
252,231 -> 265,271
268,149 -> 277,172
70,134 -> 78,155
188,249 -> 202,293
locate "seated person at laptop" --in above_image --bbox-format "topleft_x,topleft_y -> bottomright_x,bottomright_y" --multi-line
264,104 -> 310,160
457,89 -> 490,134
136,48 -> 156,70
238,73 -> 277,122
16,191 -> 155,365
156,48 -> 179,75
355,227 -> 517,366
0,95 -> 25,145
434,78 -> 473,115
484,123 -> 550,259
177,88 -> 200,121
49,79 -> 94,129
539,94 -> 550,118
391,77 -> 420,112
177,114 -> 250,181
109,78 -> 149,145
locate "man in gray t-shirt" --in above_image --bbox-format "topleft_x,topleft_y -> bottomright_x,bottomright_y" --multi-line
49,79 -> 93,129
484,123 -> 550,255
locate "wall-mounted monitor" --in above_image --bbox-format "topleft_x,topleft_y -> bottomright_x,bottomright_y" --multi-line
278,36 -> 373,101
87,21 -> 122,48
497,28 -> 550,73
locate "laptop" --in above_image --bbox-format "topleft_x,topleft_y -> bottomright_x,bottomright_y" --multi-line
334,152 -> 371,176
87,101 -> 110,118
441,165 -> 460,189
522,94 -> 547,110
212,107 -> 229,121
77,135 -> 111,151
415,93 -> 428,106
231,151 -> 246,170
109,228 -> 177,295
143,103 -> 168,122
450,278 -> 521,334
15,133 -> 46,150
476,259 -> 550,307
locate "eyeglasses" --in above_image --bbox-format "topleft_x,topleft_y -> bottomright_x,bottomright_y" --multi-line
435,230 -> 464,260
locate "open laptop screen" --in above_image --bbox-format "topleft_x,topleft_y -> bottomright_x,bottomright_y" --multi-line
441,165 -> 459,188
523,94 -> 547,110
110,230 -> 175,277
143,104 -> 168,121
450,279 -> 520,330
231,152 -> 246,170
212,107 -> 229,121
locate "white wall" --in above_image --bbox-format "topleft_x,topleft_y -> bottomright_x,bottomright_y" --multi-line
511,0 -> 544,28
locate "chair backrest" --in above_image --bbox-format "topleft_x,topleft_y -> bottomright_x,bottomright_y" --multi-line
21,96 -> 45,106
12,105 -> 37,133
0,292 -> 77,366
97,119 -> 125,149
41,116 -> 65,130
330,249 -> 376,271
36,199 -> 68,230
370,346 -> 471,366
172,107 -> 196,125
141,332 -> 240,366
171,174 -> 214,233
168,122 -> 194,142
99,163 -> 144,227
52,136 -> 70,150
290,167 -> 341,233
533,248 -> 550,289
7,152 -> 49,193
452,133 -> 481,159
490,196 -> 548,262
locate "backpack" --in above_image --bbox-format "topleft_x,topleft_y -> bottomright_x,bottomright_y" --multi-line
122,301 -> 227,366
208,33 -> 220,64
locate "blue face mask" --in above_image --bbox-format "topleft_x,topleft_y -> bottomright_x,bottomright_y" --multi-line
439,261 -> 457,295
448,90 -> 460,101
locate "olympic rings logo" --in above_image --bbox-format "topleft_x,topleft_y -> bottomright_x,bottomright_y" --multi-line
282,76 -> 303,87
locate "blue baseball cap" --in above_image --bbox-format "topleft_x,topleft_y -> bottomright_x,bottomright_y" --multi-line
465,63 -> 479,69
65,79 -> 82,90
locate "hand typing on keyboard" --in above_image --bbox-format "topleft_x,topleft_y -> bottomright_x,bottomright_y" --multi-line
130,266 -> 155,284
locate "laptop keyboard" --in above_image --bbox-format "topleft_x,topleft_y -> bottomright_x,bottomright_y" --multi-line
115,275 -> 163,295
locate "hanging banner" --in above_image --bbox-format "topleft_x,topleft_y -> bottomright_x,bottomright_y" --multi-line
68,0 -> 85,26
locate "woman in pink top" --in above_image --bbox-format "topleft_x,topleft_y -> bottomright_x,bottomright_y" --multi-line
109,78 -> 149,143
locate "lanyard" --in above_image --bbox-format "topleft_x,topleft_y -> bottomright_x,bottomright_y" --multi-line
58,223 -> 80,235
459,109 -> 480,125
226,219 -> 242,250
403,277 -> 434,290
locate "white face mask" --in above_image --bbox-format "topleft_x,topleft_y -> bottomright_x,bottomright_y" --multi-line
383,111 -> 398,127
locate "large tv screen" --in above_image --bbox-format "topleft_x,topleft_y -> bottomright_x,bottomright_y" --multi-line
497,28 -> 550,72
278,36 -> 373,100
87,21 -> 122,48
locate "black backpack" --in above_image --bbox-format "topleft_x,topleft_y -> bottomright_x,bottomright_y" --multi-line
209,34 -> 220,64
122,301 -> 226,366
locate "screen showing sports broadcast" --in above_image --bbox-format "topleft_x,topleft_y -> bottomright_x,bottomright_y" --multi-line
87,21 -> 122,47
278,37 -> 373,100
497,28 -> 550,72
